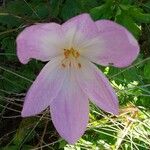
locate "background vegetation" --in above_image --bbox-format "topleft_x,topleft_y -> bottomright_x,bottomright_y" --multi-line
0,0 -> 150,149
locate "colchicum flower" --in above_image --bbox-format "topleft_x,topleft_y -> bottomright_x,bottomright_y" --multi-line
17,14 -> 139,144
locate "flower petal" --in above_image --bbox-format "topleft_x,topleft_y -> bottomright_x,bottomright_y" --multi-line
76,58 -> 119,115
17,23 -> 64,64
62,13 -> 98,49
50,69 -> 89,144
80,20 -> 140,68
21,56 -> 67,117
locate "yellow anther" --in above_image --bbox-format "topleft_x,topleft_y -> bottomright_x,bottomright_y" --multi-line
62,48 -> 81,69
63,48 -> 80,59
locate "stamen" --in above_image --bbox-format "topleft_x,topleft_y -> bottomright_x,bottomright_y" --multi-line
62,47 -> 81,69
62,63 -> 66,68
78,63 -> 81,68
69,62 -> 71,67
63,48 -> 80,59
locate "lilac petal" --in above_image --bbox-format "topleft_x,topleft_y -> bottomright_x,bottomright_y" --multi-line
17,23 -> 64,64
62,13 -> 98,49
50,70 -> 89,144
80,20 -> 139,68
76,58 -> 119,115
21,56 -> 67,117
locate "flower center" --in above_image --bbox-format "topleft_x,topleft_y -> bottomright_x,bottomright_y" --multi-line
61,47 -> 81,69
64,47 -> 80,59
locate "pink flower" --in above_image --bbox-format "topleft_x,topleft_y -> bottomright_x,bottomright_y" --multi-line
17,14 -> 139,144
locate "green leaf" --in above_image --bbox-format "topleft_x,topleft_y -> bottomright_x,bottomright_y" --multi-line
60,0 -> 81,21
115,9 -> 141,38
1,62 -> 38,93
59,140 -> 67,149
1,145 -> 33,150
22,145 -> 34,150
78,0 -> 98,12
13,118 -> 38,145
2,70 -> 27,93
1,37 -> 17,61
137,96 -> 150,108
128,6 -> 150,23
90,0 -> 114,20
1,146 -> 19,150
144,60 -> 150,80
90,4 -> 107,20
7,0 -> 32,16
119,5 -> 150,24
31,3 -> 49,20
50,0 -> 63,18
108,66 -> 140,85
143,1 -> 150,13
121,0 -> 133,5
0,15 -> 23,28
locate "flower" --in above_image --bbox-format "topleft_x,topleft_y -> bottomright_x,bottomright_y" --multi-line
16,13 -> 139,144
